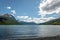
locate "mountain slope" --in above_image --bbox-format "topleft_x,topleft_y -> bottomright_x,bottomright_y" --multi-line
39,18 -> 60,25
0,14 -> 18,25
0,13 -> 37,25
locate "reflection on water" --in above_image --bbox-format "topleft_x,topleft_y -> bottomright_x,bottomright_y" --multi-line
0,25 -> 60,39
39,25 -> 60,37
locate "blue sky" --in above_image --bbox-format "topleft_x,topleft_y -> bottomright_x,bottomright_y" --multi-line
0,0 -> 60,23
0,0 -> 40,17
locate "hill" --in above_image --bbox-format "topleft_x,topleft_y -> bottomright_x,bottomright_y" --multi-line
0,14 -> 37,25
0,14 -> 18,25
1,13 -> 60,25
39,18 -> 60,25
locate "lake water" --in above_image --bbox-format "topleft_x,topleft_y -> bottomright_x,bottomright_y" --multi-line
0,25 -> 60,39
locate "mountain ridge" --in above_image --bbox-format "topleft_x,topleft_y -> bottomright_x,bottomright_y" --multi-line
0,13 -> 60,25
0,14 -> 37,25
39,18 -> 60,25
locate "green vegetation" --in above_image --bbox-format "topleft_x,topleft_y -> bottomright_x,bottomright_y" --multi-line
0,13 -> 60,25
0,14 -> 19,25
0,13 -> 37,25
40,18 -> 60,25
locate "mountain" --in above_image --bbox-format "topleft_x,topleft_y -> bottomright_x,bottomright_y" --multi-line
0,13 -> 18,25
39,18 -> 60,25
18,21 -> 37,25
1,13 -> 60,25
0,13 -> 37,25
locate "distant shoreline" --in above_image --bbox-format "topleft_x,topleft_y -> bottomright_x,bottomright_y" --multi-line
2,35 -> 60,40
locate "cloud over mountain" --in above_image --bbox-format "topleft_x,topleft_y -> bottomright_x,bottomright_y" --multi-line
6,6 -> 16,16
11,10 -> 16,14
17,15 -> 55,23
17,16 -> 29,19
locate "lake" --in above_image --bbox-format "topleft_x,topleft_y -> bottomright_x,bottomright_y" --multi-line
0,25 -> 60,39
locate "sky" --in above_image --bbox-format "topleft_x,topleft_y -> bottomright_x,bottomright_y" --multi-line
0,0 -> 60,23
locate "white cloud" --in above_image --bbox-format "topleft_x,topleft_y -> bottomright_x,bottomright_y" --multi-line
6,6 -> 16,16
17,16 -> 29,19
22,17 -> 33,22
6,6 -> 11,9
32,17 -> 56,23
39,0 -> 60,17
11,10 -> 16,14
3,6 -> 16,18
23,20 -> 33,22
17,16 -> 56,23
